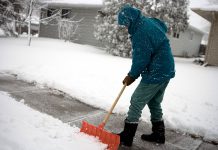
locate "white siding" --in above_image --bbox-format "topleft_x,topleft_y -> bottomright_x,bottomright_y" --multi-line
168,27 -> 203,57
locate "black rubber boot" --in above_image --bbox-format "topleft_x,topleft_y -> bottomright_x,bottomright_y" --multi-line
118,121 -> 138,147
141,121 -> 165,144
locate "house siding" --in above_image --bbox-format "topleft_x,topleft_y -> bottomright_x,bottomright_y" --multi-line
168,27 -> 203,57
39,23 -> 59,38
69,7 -> 102,46
206,13 -> 218,66
39,6 -> 103,47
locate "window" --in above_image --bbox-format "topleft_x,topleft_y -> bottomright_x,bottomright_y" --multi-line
40,9 -> 47,19
62,9 -> 70,18
173,32 -> 180,39
177,33 -> 180,38
47,8 -> 55,17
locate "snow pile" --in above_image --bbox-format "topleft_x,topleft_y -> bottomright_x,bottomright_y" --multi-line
0,37 -> 218,142
0,91 -> 106,150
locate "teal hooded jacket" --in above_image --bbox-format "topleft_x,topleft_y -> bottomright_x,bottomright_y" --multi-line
118,4 -> 175,84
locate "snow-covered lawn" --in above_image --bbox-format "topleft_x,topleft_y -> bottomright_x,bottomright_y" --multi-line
0,91 -> 106,150
0,37 -> 218,143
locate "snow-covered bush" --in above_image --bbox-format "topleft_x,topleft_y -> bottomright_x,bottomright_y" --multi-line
94,0 -> 189,58
94,0 -> 132,57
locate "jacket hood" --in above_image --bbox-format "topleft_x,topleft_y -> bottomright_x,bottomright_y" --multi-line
118,4 -> 142,35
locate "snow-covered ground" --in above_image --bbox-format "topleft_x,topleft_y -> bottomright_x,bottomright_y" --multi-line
0,91 -> 106,150
0,37 -> 218,144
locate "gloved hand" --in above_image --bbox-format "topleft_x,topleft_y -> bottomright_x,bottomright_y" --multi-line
123,75 -> 135,86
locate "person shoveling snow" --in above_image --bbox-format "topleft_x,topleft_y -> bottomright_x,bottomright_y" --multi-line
117,4 -> 175,147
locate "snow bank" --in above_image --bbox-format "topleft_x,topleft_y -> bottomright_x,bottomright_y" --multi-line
0,91 -> 106,150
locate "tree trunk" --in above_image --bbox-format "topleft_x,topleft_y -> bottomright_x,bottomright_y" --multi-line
28,0 -> 34,46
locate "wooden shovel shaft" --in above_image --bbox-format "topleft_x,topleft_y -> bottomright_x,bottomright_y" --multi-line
101,84 -> 127,127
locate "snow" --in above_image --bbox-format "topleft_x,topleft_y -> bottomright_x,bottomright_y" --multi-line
188,0 -> 212,34
0,37 -> 218,143
42,0 -> 103,5
190,0 -> 218,11
188,10 -> 210,34
0,91 -> 107,150
0,28 -> 5,36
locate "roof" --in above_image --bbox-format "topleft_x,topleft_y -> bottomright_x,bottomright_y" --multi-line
40,0 -> 103,7
190,0 -> 218,11
188,24 -> 205,35
188,10 -> 210,34
189,0 -> 213,33
190,0 -> 218,22
191,9 -> 218,22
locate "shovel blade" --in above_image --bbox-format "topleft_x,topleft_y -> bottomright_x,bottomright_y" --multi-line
80,121 -> 120,150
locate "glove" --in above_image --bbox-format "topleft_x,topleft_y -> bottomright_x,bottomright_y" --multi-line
123,75 -> 135,86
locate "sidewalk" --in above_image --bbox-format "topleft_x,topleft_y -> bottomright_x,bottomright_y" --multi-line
0,73 -> 217,150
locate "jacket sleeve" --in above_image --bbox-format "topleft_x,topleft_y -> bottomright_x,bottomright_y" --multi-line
128,40 -> 152,79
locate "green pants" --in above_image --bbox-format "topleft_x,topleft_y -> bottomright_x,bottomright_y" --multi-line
126,81 -> 169,123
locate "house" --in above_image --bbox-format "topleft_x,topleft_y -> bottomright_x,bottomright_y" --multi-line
39,1 -> 205,58
39,1 -> 103,47
168,24 -> 204,57
192,6 -> 218,66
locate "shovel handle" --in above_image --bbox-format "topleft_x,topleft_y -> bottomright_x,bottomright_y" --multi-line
99,84 -> 127,128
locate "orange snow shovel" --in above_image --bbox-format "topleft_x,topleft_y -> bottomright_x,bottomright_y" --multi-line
80,84 -> 127,150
